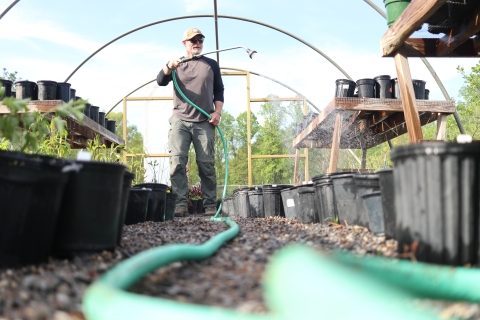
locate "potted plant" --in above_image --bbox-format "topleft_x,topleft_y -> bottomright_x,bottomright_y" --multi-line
188,184 -> 202,214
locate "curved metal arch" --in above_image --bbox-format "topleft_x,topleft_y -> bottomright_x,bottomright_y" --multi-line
105,67 -> 320,116
0,0 -> 20,21
65,14 -> 353,82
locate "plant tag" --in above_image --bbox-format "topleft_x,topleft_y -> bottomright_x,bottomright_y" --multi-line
286,199 -> 295,207
77,150 -> 92,161
457,134 -> 472,144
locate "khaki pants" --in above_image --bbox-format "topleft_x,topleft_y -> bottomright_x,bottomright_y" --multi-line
168,116 -> 217,208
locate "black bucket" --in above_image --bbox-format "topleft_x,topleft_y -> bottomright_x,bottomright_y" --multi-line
425,89 -> 430,100
56,82 -> 71,103
412,79 -> 426,99
196,198 -> 204,214
335,79 -> 356,97
263,184 -> 292,217
248,188 -> 263,218
331,173 -> 358,225
70,88 -> 76,102
0,151 -> 69,267
281,187 -> 299,219
98,112 -> 106,127
361,191 -> 385,236
125,188 -> 151,225
376,169 -> 396,239
354,174 -> 380,228
15,81 -> 36,99
221,196 -> 231,217
53,161 -> 126,256
134,183 -> 168,222
374,75 -> 392,99
117,171 -> 135,245
1,79 -> 13,99
107,120 -> 116,134
232,188 -> 253,218
37,80 -> 57,100
165,192 -> 178,220
391,142 -> 480,266
84,103 -> 91,118
356,79 -> 375,98
296,184 -> 318,224
90,106 -> 100,123
75,96 -> 81,101
312,174 -> 337,224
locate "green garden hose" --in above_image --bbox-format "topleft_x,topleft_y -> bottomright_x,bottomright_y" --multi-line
83,69 -> 480,320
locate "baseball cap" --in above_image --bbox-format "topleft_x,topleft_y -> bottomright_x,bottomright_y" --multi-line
183,28 -> 205,40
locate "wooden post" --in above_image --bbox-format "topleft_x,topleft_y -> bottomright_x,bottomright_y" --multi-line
394,45 -> 423,143
436,113 -> 447,140
122,98 -> 128,149
328,113 -> 343,174
293,148 -> 301,185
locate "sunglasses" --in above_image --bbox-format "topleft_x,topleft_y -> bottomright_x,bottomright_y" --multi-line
189,38 -> 204,44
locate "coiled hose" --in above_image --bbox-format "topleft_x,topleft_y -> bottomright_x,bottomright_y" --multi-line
83,70 -> 480,320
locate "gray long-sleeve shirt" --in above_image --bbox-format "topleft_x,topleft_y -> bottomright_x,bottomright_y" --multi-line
157,56 -> 224,122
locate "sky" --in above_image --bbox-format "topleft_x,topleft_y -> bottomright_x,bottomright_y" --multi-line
1,0 -> 478,181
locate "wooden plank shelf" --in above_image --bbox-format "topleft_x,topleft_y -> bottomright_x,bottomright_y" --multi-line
292,97 -> 455,150
0,100 -> 124,149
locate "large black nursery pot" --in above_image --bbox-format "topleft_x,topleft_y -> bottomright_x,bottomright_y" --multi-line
296,184 -> 318,224
15,80 -> 36,99
221,196 -> 231,217
56,82 -> 71,103
0,151 -> 69,267
117,171 -> 135,246
107,120 -> 117,134
376,169 -> 396,239
37,80 -> 57,100
125,188 -> 151,225
356,79 -> 375,98
354,174 -> 380,228
196,198 -> 204,214
233,188 -> 255,218
312,174 -> 337,224
335,79 -> 356,97
281,187 -> 299,219
53,161 -> 126,256
248,188 -> 264,218
361,191 -> 385,236
374,75 -> 392,99
1,79 -> 13,99
263,184 -> 292,217
330,173 -> 358,225
90,106 -> 100,123
98,112 -> 106,127
391,142 -> 480,266
134,183 -> 168,222
165,192 -> 178,220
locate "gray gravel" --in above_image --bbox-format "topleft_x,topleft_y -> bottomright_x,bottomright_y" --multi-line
0,216 -> 478,320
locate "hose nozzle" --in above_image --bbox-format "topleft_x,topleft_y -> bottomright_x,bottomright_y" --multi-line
246,48 -> 257,59
180,46 -> 258,64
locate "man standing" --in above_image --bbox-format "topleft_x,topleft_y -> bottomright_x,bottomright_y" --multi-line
157,28 -> 224,217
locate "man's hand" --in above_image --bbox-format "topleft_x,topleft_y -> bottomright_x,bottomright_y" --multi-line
209,111 -> 221,126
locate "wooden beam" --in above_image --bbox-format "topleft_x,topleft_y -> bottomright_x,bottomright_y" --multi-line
435,113 -> 447,140
398,38 -> 479,57
381,0 -> 448,57
293,148 -> 301,185
333,97 -> 455,113
328,113 -> 343,174
394,45 -> 423,143
436,5 -> 480,56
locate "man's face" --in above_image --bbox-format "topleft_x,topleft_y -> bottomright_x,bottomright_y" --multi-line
183,35 -> 204,56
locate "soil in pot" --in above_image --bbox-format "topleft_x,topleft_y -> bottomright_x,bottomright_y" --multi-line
135,183 -> 168,221
125,188 -> 151,225
0,151 -> 69,267
117,171 -> 135,246
37,80 -> 57,100
53,161 -> 126,256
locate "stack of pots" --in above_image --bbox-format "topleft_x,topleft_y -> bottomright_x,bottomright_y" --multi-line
134,183 -> 168,222
391,142 -> 480,266
391,78 -> 427,99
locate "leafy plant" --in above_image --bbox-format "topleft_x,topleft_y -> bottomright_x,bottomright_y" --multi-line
325,216 -> 339,224
86,134 -> 125,162
188,184 -> 202,200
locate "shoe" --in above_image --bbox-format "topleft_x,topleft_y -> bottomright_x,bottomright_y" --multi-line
204,206 -> 217,216
175,206 -> 188,217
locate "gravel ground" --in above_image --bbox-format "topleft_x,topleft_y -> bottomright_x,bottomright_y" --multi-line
0,216 -> 478,319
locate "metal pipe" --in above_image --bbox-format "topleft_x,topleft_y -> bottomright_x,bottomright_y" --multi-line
65,14 -> 353,82
363,0 -> 466,135
0,0 -> 20,21
213,0 -> 220,64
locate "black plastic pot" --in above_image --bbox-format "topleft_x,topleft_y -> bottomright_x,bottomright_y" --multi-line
104,118 -> 109,128
0,151 -> 69,267
125,188 -> 151,225
356,79 -> 375,98
412,79 -> 426,99
374,75 -> 392,99
135,183 -> 168,222
56,82 -> 71,103
90,106 -> 100,123
70,88 -> 76,102
296,184 -> 318,224
263,185 -> 292,217
188,199 -> 198,215
281,187 -> 299,219
376,169 -> 396,239
98,112 -> 106,127
221,196 -> 231,217
425,89 -> 430,100
335,79 -> 356,97
107,120 -> 116,134
391,142 -> 480,266
354,174 -> 380,228
312,174 -> 337,224
84,103 -> 91,118
117,171 -> 135,245
0,79 -> 13,99
331,173 -> 358,225
361,191 -> 385,236
233,188 -> 255,218
248,188 -> 263,218
165,192 -> 177,220
15,80 -> 36,99
53,161 -> 126,256
37,80 -> 57,100
196,198 -> 204,214
75,96 -> 81,101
